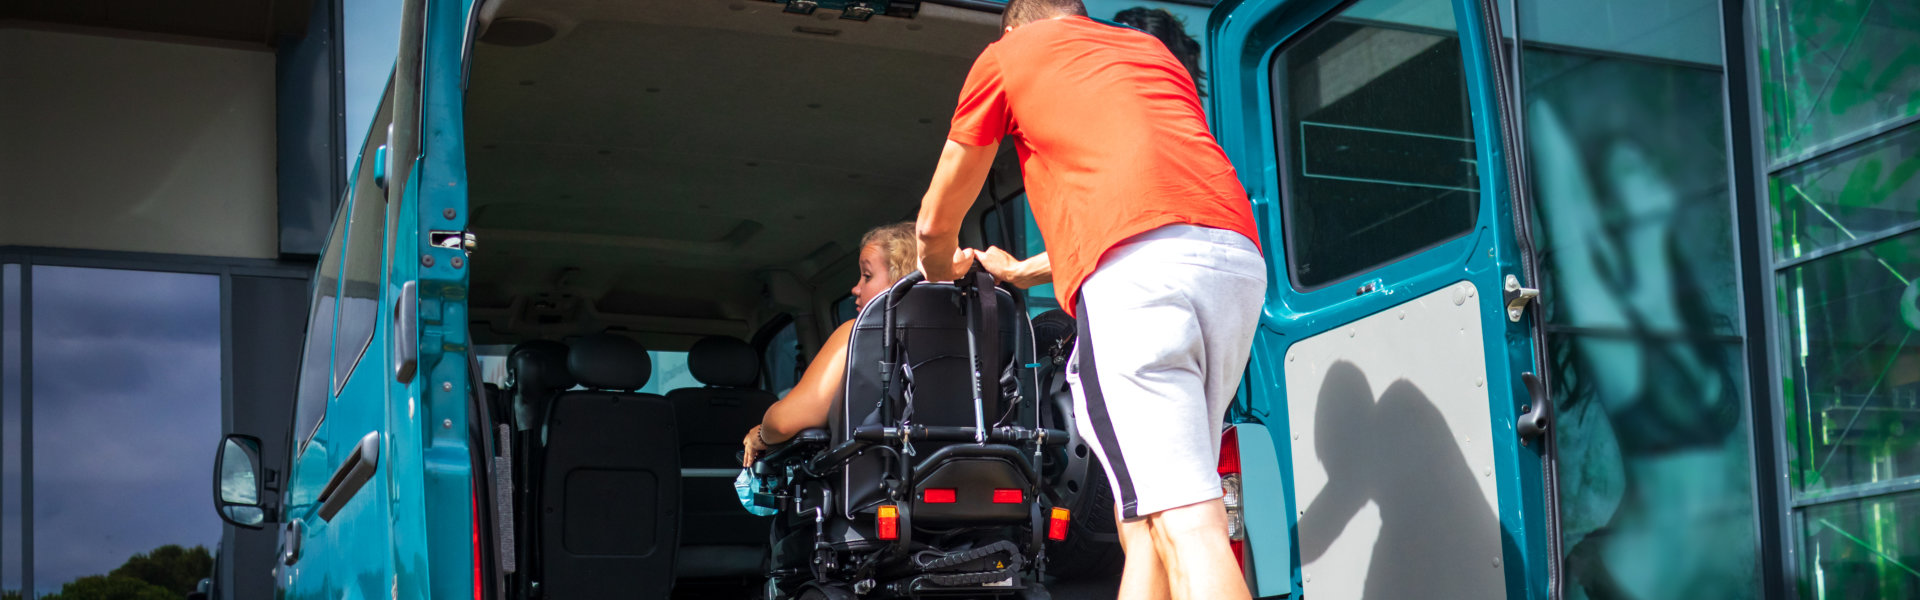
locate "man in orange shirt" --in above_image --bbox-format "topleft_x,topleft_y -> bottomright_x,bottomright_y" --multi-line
913,1 -> 1264,598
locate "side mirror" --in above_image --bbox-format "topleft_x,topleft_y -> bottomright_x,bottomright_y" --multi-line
213,435 -> 271,529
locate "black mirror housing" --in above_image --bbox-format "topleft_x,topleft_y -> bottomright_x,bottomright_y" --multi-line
212,434 -> 276,529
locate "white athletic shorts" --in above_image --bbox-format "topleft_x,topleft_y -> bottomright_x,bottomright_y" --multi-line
1067,224 -> 1267,520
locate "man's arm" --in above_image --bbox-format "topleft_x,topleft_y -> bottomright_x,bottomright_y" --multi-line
916,139 -> 1000,282
976,247 -> 1052,289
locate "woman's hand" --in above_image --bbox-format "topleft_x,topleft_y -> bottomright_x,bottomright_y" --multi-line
976,247 -> 1052,289
741,425 -> 769,467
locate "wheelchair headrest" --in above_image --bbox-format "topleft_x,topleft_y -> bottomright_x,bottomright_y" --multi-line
688,335 -> 758,388
567,334 -> 652,391
508,340 -> 575,393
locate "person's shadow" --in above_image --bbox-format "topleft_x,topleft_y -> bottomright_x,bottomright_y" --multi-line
1297,361 -> 1510,599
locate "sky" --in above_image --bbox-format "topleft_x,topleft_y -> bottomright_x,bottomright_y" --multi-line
2,266 -> 222,595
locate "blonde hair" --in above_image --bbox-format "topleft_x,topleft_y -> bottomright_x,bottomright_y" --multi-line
860,221 -> 918,283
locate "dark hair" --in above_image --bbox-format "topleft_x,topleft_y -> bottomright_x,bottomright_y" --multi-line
1003,0 -> 1088,30
1113,7 -> 1206,97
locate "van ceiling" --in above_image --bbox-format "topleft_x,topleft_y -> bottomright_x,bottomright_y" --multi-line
465,0 -> 998,345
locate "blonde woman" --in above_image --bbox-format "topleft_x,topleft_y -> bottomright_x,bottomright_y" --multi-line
741,222 -> 919,465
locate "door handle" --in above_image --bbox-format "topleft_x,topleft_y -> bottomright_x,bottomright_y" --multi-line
282,520 -> 304,565
394,280 -> 419,383
1517,372 -> 1551,439
317,431 -> 381,521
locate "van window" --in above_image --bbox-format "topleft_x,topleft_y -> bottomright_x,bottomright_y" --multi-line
638,351 -> 701,395
1268,0 -> 1478,289
757,318 -> 802,395
294,206 -> 348,450
331,131 -> 390,393
833,294 -> 859,324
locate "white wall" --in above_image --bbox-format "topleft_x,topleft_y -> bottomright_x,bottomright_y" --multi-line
0,27 -> 278,260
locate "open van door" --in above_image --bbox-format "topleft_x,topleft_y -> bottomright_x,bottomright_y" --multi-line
1206,0 -> 1556,597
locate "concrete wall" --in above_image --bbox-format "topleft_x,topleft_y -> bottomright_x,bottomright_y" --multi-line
0,27 -> 278,260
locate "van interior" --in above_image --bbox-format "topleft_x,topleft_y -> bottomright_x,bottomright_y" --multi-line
460,1 -> 1095,596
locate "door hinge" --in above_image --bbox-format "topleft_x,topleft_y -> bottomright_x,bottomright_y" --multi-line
1503,274 -> 1539,322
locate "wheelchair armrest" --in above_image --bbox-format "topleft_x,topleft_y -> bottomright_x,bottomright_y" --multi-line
752,428 -> 831,476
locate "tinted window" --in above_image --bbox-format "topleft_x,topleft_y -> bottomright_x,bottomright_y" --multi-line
833,295 -> 859,325
759,319 -> 802,394
332,87 -> 393,393
294,207 -> 348,450
638,351 -> 701,395
1270,4 -> 1478,289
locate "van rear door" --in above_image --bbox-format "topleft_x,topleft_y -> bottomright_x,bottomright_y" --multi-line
1206,0 -> 1556,597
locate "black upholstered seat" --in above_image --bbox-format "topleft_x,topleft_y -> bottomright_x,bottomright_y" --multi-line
666,335 -> 778,577
539,334 -> 680,598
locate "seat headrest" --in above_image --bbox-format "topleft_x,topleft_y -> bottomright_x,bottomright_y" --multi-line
508,340 -> 575,392
688,336 -> 759,388
568,334 -> 652,391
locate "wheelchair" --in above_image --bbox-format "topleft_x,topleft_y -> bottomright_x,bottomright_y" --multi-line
750,269 -> 1070,599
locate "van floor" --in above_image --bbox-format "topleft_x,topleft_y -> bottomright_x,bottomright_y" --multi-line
667,575 -> 1121,599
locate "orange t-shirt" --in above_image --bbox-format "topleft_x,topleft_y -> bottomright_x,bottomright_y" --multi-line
949,16 -> 1260,314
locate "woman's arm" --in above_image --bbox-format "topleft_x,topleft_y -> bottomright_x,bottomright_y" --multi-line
743,319 -> 854,465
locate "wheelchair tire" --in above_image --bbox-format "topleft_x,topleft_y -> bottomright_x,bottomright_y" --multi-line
1032,309 -> 1126,581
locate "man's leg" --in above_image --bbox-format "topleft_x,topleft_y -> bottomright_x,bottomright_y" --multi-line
1116,510 -> 1171,600
1146,498 -> 1247,600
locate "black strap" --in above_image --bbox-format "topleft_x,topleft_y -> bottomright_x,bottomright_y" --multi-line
973,270 -> 1002,412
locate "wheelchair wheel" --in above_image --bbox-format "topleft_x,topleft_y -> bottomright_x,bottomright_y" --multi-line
1031,311 -> 1126,580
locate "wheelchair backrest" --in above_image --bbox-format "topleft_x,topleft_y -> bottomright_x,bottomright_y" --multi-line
832,279 -> 1029,517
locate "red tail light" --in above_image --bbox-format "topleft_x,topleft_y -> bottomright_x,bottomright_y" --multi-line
992,489 -> 1024,504
1047,507 -> 1070,541
471,491 -> 483,600
1219,426 -> 1247,575
877,505 -> 900,540
923,488 -> 956,503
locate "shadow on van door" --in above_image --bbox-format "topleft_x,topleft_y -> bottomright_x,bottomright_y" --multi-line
1297,361 -> 1511,599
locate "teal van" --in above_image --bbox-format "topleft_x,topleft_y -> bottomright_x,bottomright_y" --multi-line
210,0 -> 1566,597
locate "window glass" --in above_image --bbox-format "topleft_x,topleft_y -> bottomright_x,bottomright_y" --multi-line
762,321 -> 802,395
1771,123 -> 1920,261
331,125 -> 390,394
1761,0 -> 1920,162
30,267 -> 221,597
833,295 -> 859,325
294,208 -> 348,451
1512,0 -> 1761,594
638,351 -> 701,395
1269,0 -> 1479,289
1780,231 -> 1920,496
1798,490 -> 1920,599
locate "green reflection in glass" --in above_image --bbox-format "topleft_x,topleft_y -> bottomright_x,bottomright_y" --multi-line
1517,0 -> 1760,595
1770,123 -> 1920,260
1779,231 -> 1920,496
1760,0 -> 1920,162
1799,491 -> 1920,598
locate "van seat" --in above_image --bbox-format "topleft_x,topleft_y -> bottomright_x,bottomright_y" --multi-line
666,335 -> 777,578
540,334 -> 681,598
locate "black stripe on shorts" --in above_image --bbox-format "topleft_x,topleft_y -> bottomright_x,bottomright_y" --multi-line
1076,296 -> 1141,519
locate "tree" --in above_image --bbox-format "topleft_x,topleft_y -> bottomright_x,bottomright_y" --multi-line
34,576 -> 174,600
107,544 -> 212,595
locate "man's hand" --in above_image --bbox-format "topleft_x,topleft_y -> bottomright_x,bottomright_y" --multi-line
921,247 -> 977,283
976,247 -> 1052,289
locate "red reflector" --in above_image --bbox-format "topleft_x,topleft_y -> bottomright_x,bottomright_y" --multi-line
877,505 -> 900,540
1230,539 -> 1246,573
993,489 -> 1023,504
472,491 -> 483,600
1218,426 -> 1241,476
1048,507 -> 1070,541
923,488 -> 956,503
